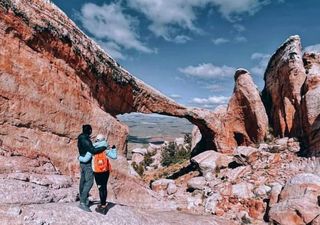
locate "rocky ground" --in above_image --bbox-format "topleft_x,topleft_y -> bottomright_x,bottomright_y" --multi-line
0,145 -> 232,225
130,136 -> 320,225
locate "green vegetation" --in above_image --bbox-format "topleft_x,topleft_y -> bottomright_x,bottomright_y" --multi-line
132,161 -> 144,176
161,134 -> 192,167
132,151 -> 156,176
184,133 -> 192,150
143,151 -> 155,167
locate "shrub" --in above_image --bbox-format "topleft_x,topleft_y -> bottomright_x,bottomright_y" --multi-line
143,151 -> 155,167
184,133 -> 192,151
131,161 -> 144,176
161,140 -> 191,167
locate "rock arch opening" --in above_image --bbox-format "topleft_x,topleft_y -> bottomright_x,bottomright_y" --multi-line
117,113 -> 194,162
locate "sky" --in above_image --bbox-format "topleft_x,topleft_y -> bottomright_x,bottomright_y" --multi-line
52,0 -> 320,109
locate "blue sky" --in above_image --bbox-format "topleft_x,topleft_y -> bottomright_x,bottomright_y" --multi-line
52,0 -> 320,109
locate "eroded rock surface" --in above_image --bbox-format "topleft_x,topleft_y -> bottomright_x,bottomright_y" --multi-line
269,173 -> 320,225
192,69 -> 268,154
301,52 -> 320,156
262,35 -> 306,138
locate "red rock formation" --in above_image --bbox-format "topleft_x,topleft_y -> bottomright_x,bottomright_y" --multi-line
225,69 -> 268,148
192,69 -> 268,154
269,173 -> 320,225
301,52 -> 320,156
262,35 -> 306,138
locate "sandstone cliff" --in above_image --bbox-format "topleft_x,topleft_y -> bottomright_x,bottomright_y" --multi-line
262,35 -> 306,138
262,35 -> 320,156
301,52 -> 320,156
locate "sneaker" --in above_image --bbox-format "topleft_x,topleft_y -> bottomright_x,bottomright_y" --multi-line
78,202 -> 92,212
95,205 -> 107,215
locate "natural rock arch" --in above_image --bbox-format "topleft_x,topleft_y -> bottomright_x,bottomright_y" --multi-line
0,0 -> 268,174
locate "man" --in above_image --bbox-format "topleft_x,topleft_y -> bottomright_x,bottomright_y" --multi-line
77,124 -> 106,212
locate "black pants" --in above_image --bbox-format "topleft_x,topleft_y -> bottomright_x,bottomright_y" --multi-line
79,163 -> 94,204
94,171 -> 110,205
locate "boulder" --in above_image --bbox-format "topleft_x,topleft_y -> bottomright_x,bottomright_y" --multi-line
204,193 -> 222,214
312,216 -> 320,225
232,182 -> 254,199
225,166 -> 251,182
275,137 -> 289,146
253,185 -> 271,198
187,176 -> 206,191
233,146 -> 259,165
247,199 -> 265,220
191,151 -> 232,179
131,153 -> 144,165
287,138 -> 300,153
132,148 -> 148,155
269,173 -> 320,225
151,179 -> 175,193
167,183 -> 177,195
262,35 -> 306,138
187,194 -> 203,209
280,173 -> 320,201
268,182 -> 283,207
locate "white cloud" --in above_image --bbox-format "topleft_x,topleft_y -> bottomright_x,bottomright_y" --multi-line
179,63 -> 235,79
191,95 -> 230,108
127,0 -> 204,39
169,94 -> 182,99
233,24 -> 246,32
304,44 -> 320,53
212,37 -> 230,45
205,84 -> 226,92
172,35 -> 192,44
250,52 -> 271,76
213,0 -> 270,21
79,2 -> 153,55
127,0 -> 270,39
234,36 -> 247,43
97,41 -> 126,60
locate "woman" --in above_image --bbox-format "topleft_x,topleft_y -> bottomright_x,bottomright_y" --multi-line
79,134 -> 117,214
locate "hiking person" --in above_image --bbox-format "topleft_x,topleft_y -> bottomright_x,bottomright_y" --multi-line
77,125 -> 106,212
79,134 -> 117,215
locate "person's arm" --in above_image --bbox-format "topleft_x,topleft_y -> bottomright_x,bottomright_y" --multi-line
83,138 -> 106,154
106,145 -> 118,159
79,152 -> 92,163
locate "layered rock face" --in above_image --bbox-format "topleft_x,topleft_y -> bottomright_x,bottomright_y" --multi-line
262,35 -> 320,156
0,1 -> 128,175
262,36 -> 306,138
301,52 -> 320,156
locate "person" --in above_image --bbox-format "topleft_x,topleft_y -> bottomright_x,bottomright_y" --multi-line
79,134 -> 117,215
77,124 -> 106,212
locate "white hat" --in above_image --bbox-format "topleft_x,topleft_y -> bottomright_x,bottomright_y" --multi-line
96,134 -> 105,142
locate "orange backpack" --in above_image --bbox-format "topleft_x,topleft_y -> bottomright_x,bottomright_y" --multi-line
92,152 -> 111,173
